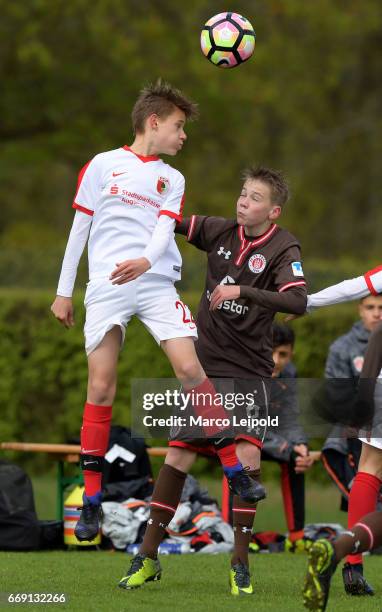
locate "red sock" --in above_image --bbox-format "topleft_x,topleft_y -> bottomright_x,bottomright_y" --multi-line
347,471 -> 381,564
215,443 -> 241,469
81,402 -> 112,497
189,378 -> 231,437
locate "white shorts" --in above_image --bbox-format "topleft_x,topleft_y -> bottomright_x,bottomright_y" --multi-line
358,437 -> 382,450
84,274 -> 197,355
359,380 -> 382,450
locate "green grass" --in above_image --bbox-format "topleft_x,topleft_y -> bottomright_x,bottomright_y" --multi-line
2,473 -> 381,610
1,550 -> 381,611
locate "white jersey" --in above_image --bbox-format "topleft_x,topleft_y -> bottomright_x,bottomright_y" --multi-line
307,265 -> 382,312
73,146 -> 185,281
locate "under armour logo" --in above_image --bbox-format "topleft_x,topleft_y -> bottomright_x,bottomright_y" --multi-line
217,246 -> 231,259
241,526 -> 252,533
148,518 -> 153,525
159,522 -> 167,529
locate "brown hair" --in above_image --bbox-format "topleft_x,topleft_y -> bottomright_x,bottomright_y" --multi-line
131,78 -> 199,135
241,166 -> 290,207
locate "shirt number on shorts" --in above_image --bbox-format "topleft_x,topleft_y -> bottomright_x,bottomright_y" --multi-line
175,300 -> 196,329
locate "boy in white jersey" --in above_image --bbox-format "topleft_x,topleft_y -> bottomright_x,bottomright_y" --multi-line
51,80 -> 262,545
290,268 -> 382,597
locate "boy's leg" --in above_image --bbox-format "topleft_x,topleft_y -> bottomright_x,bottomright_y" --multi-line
342,442 -> 382,595
229,440 -> 261,596
303,511 -> 382,610
119,446 -> 196,590
75,326 -> 120,541
161,338 -> 264,502
280,459 -> 307,549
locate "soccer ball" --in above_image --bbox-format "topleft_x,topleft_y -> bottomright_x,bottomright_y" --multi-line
200,12 -> 255,68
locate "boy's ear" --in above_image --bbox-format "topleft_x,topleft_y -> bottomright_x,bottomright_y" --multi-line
147,113 -> 159,131
269,206 -> 282,221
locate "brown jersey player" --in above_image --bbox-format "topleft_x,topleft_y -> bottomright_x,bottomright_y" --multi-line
119,166 -> 307,595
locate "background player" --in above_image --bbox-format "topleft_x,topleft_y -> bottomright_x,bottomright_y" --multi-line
303,334 -> 382,611
293,272 -> 382,595
119,166 -> 308,594
51,80 -> 259,544
263,323 -> 314,552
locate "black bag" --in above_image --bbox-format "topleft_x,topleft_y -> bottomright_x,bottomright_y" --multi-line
102,426 -> 153,501
0,460 -> 40,551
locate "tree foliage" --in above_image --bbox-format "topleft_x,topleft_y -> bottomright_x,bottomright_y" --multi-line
1,0 -> 382,289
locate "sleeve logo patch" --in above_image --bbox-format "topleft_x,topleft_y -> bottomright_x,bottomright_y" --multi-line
248,254 -> 267,274
157,176 -> 170,194
291,261 -> 304,277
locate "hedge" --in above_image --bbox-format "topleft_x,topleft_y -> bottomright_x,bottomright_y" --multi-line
0,289 -> 361,469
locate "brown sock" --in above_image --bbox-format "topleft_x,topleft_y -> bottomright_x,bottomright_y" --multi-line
334,511 -> 382,561
231,469 -> 260,567
140,464 -> 187,558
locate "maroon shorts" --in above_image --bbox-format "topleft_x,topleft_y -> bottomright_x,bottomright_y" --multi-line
168,377 -> 269,454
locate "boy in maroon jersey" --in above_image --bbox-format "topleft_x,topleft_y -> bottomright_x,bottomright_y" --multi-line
119,166 -> 307,593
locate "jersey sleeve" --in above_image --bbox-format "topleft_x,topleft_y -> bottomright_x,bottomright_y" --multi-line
307,272 -> 378,312
272,244 -> 307,293
364,265 -> 382,295
72,155 -> 102,216
177,215 -> 233,252
158,173 -> 185,223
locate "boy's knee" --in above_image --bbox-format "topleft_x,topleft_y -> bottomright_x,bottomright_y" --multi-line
174,361 -> 204,386
88,377 -> 116,405
165,446 -> 196,472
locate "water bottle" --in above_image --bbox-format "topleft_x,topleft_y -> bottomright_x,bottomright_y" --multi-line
158,541 -> 190,554
126,543 -> 141,555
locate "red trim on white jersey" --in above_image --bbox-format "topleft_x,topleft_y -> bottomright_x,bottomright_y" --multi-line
364,265 -> 382,296
187,215 -> 197,241
179,192 -> 186,219
159,210 -> 182,223
123,145 -> 160,163
72,160 -> 91,210
278,280 -> 306,293
235,224 -> 278,266
72,202 -> 94,216
150,500 -> 176,513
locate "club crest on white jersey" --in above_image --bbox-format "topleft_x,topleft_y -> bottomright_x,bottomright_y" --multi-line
157,176 -> 170,194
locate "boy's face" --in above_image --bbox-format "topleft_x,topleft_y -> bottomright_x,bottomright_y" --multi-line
272,344 -> 293,377
149,107 -> 187,156
236,179 -> 281,229
359,295 -> 382,332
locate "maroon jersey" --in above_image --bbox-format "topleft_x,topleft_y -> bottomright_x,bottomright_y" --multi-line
176,216 -> 307,378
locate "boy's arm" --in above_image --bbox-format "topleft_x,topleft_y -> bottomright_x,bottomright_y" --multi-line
210,244 -> 307,313
111,172 -> 183,284
175,214 -> 233,252
307,265 -> 382,312
110,215 -> 176,284
51,211 -> 92,327
239,285 -> 307,314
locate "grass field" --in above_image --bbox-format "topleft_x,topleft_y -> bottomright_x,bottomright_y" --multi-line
1,474 -> 381,611
1,550 -> 381,611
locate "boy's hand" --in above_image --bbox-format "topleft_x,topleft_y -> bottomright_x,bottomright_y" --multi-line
209,285 -> 240,311
284,313 -> 305,322
51,296 -> 74,328
293,444 -> 314,473
110,257 -> 151,284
